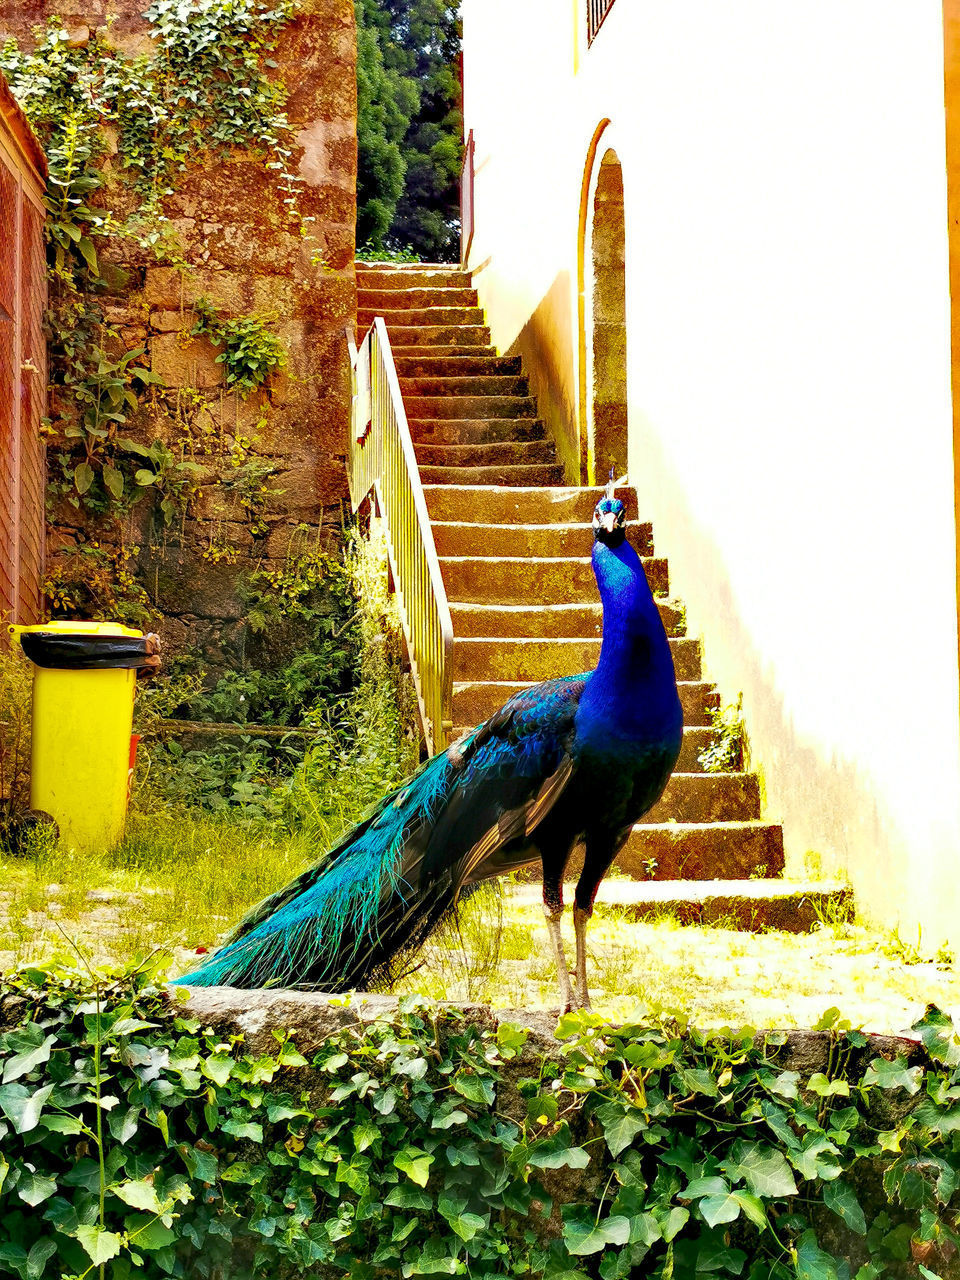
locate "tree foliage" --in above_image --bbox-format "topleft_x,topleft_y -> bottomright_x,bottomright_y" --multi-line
355,0 -> 462,261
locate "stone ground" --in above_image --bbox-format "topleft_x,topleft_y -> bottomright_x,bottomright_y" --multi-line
3,867 -> 954,1036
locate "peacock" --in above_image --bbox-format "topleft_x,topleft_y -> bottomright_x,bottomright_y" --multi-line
177,484 -> 683,1011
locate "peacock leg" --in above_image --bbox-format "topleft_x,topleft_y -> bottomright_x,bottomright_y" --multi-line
543,903 -> 575,1013
573,834 -> 621,1011
541,868 -> 575,1011
573,903 -> 592,1010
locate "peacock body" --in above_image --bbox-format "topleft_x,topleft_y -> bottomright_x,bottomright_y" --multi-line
178,490 -> 683,1008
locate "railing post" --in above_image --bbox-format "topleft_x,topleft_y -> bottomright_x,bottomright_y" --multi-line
344,319 -> 455,755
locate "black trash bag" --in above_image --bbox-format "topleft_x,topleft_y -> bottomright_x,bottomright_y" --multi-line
19,631 -> 161,679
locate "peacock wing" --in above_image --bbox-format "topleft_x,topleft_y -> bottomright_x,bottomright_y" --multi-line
421,673 -> 588,889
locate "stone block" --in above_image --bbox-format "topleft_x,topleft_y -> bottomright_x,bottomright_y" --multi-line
144,267 -> 249,313
298,272 -> 355,323
191,483 -> 245,522
204,392 -> 270,439
144,268 -> 186,309
149,309 -> 189,334
204,223 -> 301,273
295,118 -> 355,189
150,333 -> 222,389
309,223 -> 355,271
139,543 -> 246,619
263,464 -> 332,516
297,181 -> 355,228
263,521 -> 320,559
249,276 -> 298,318
288,75 -> 356,125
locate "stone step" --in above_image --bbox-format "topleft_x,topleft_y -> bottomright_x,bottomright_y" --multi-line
646,772 -> 760,824
355,266 -> 469,289
421,463 -> 566,486
452,679 -> 719,727
358,288 -> 478,310
386,325 -> 492,347
359,306 -> 485,328
618,821 -> 784,879
400,375 -> 529,397
507,879 -> 849,932
416,441 -> 557,469
404,395 -> 538,420
424,485 -> 637,524
514,822 -> 782,883
450,722 -> 713,770
391,345 -> 500,360
447,599 -> 686,639
395,355 -> 523,377
432,520 -> 653,558
451,635 -> 702,682
439,555 -> 668,604
411,419 -> 548,446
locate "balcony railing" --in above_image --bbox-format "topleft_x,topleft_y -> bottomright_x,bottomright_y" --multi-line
346,319 -> 454,755
587,0 -> 616,45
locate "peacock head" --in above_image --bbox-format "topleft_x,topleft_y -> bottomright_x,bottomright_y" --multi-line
592,495 -> 627,548
593,471 -> 628,546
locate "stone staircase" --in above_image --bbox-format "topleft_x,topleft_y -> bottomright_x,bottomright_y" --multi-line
356,262 -> 850,931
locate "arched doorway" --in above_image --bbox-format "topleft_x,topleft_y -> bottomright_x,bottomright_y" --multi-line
588,148 -> 628,483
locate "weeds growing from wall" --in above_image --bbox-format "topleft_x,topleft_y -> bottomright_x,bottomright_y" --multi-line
699,698 -> 746,774
132,522 -> 418,822
1,2 -> 300,517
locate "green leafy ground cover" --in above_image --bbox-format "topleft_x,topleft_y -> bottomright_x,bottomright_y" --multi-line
1,964 -> 960,1278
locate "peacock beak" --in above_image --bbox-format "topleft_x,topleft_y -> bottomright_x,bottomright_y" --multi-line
599,511 -> 618,534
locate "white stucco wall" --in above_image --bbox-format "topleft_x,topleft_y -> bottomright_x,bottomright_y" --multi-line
462,0 -> 960,948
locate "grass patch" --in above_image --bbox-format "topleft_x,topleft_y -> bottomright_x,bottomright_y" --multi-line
0,814 -> 317,974
2,820 -> 959,1034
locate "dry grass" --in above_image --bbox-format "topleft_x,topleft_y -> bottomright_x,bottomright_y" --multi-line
3,821 -> 958,1035
392,892 -> 960,1034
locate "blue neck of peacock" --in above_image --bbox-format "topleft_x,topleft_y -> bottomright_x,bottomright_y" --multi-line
578,538 -> 683,746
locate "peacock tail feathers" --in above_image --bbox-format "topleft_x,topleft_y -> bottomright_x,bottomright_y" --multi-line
176,750 -> 460,990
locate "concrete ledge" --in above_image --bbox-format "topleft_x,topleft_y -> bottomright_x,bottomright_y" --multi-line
174,986 -> 919,1072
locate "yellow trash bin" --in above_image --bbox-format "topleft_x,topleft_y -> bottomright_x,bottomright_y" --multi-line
11,620 -> 157,852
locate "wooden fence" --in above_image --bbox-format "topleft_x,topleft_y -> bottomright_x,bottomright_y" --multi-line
0,73 -> 46,629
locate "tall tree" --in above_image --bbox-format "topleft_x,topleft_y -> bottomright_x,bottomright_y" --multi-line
355,0 -> 419,250
356,0 -> 462,261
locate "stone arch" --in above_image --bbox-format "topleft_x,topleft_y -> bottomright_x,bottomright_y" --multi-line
588,148 -> 628,483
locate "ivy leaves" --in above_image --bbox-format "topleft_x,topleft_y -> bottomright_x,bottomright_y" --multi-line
190,296 -> 288,398
2,970 -> 960,1280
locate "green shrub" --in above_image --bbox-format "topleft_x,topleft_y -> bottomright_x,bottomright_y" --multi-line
1,965 -> 959,1278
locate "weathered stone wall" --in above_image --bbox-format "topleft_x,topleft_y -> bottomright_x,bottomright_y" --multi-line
0,0 -> 356,669
180,989 -> 943,1278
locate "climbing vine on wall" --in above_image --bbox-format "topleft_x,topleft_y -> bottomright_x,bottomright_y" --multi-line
0,0 -> 299,519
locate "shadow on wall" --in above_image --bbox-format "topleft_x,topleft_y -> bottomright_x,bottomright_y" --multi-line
630,413 -> 927,941
506,271 -> 580,484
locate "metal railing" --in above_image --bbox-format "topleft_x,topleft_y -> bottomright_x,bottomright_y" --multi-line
346,319 -> 455,755
460,129 -> 475,269
587,0 -> 616,45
